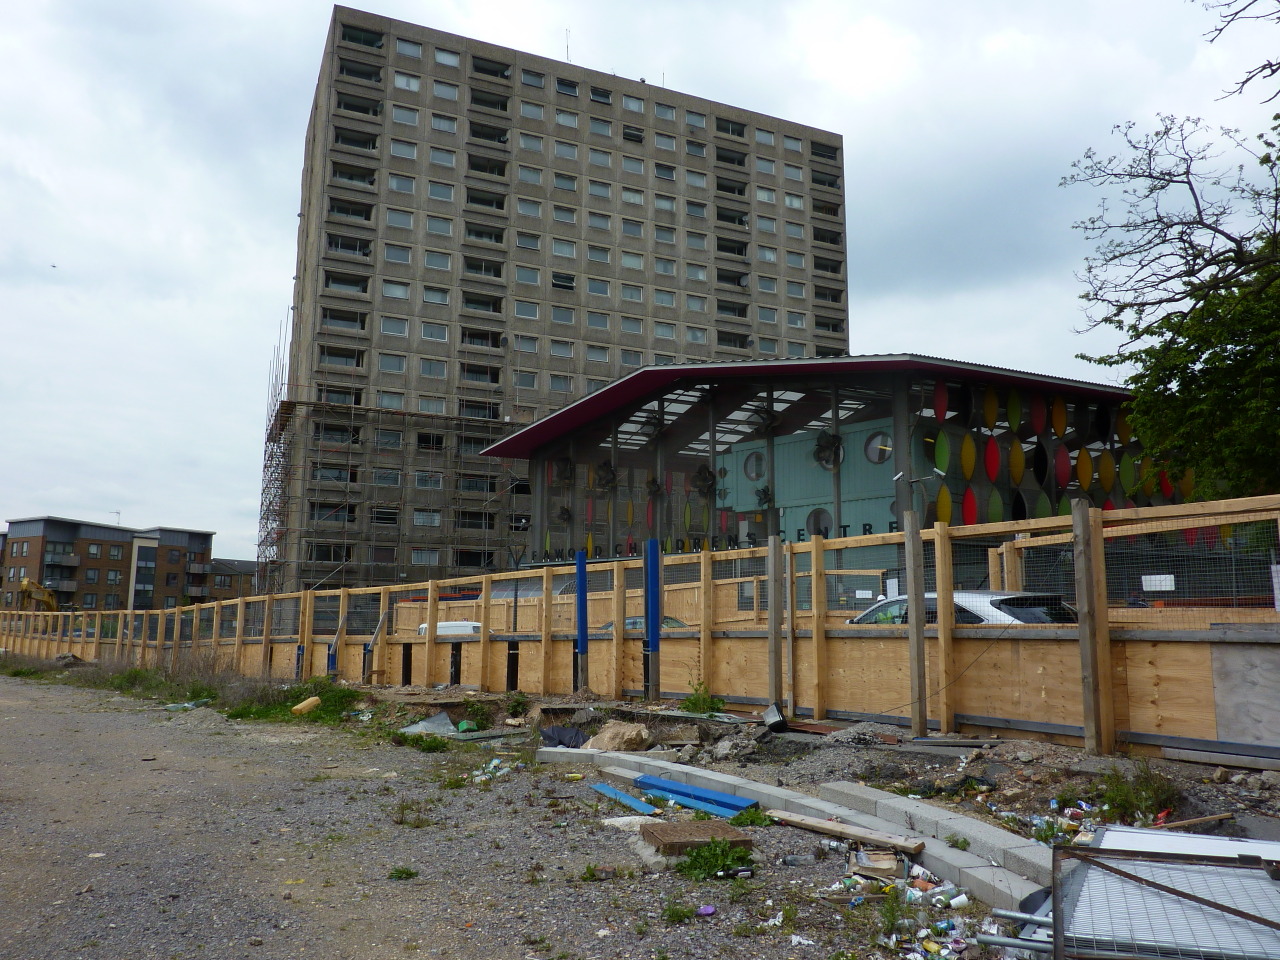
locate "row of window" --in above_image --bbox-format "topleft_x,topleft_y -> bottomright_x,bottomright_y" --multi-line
314,424 -> 498,455
310,464 -> 524,493
305,541 -> 498,569
337,107 -> 840,191
338,24 -> 840,160
339,238 -> 843,284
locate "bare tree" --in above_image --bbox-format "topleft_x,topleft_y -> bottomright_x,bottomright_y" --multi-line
1062,117 -> 1280,349
1205,0 -> 1280,100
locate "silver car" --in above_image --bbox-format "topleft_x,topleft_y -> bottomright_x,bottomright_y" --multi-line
850,590 -> 1076,625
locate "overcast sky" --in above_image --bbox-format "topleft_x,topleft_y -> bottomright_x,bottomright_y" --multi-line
1,0 -> 1273,558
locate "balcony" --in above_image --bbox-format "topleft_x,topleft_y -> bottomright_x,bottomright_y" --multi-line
44,579 -> 78,592
46,554 -> 81,567
186,586 -> 209,598
187,562 -> 211,575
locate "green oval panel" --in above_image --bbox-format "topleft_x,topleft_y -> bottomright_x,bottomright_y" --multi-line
986,489 -> 1004,523
1034,492 -> 1054,518
1058,496 -> 1074,516
1118,453 -> 1136,493
1006,389 -> 1022,430
934,431 -> 951,472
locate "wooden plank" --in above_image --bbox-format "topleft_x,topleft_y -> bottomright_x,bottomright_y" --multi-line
765,810 -> 926,855
1073,501 -> 1112,754
610,570 -> 626,698
477,576 -> 492,692
259,597 -> 274,678
1150,812 -> 1233,830
297,590 -> 314,680
592,783 -> 661,815
811,535 -> 828,720
767,535 -> 784,706
1121,640 -> 1217,739
987,547 -> 1003,592
699,545 -> 714,694
540,567 -> 554,694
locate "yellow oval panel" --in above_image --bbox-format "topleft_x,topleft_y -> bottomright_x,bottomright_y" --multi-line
1178,469 -> 1195,499
935,486 -> 953,524
1051,396 -> 1067,438
1139,456 -> 1157,495
1009,442 -> 1025,485
585,532 -> 594,555
1076,448 -> 1093,491
1096,450 -> 1116,492
960,433 -> 977,480
1116,409 -> 1133,445
983,387 -> 999,430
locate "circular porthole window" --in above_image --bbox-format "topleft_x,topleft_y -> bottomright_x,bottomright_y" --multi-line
806,508 -> 834,538
743,451 -> 766,482
864,431 -> 893,464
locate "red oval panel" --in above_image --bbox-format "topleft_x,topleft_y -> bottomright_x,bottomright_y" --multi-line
984,436 -> 1001,482
961,487 -> 978,525
1159,470 -> 1174,498
1054,444 -> 1071,488
934,381 -> 948,421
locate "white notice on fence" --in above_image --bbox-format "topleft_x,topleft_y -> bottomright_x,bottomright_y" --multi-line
1141,574 -> 1175,592
1271,565 -> 1280,611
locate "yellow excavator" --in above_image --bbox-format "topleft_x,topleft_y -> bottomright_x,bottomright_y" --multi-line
17,577 -> 58,612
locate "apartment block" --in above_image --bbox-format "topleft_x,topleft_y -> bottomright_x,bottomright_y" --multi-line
1,517 -> 251,612
261,6 -> 849,592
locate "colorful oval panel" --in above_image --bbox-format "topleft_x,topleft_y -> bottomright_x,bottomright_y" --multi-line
984,437 -> 1001,482
960,433 -> 977,480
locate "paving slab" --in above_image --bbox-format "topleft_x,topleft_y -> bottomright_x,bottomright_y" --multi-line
536,746 -> 601,763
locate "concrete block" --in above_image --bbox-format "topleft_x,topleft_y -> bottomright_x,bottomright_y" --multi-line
536,747 -> 600,763
914,837 -> 995,886
1001,841 -> 1055,888
818,781 -> 882,817
783,797 -> 852,820
599,766 -> 644,789
684,770 -> 747,792
637,760 -> 691,782
598,753 -> 643,772
958,864 -> 1045,912
935,817 -> 1027,864
733,782 -> 796,810
872,792 -> 933,826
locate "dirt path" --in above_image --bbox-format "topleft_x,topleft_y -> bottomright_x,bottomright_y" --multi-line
0,678 -> 898,960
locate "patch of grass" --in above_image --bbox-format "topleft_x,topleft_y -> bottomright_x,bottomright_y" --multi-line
1098,760 -> 1181,825
691,809 -> 713,821
398,733 -> 451,753
674,838 -> 753,881
504,690 -> 530,716
224,677 -> 363,723
681,678 -> 725,716
661,902 -> 695,925
1032,821 -> 1058,845
944,833 -> 970,851
728,807 -> 772,827
878,884 -> 904,937
6,666 -> 45,678
463,699 -> 492,730
387,798 -> 433,827
439,775 -> 468,790
387,866 -> 418,880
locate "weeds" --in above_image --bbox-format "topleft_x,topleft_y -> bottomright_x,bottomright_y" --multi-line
681,678 -> 725,716
224,676 -> 364,723
878,884 -> 904,936
1098,761 -> 1180,825
728,807 -> 772,827
943,833 -> 970,851
398,733 -> 451,753
504,690 -> 530,717
674,838 -> 752,881
387,867 -> 418,880
661,902 -> 695,925
387,798 -> 433,828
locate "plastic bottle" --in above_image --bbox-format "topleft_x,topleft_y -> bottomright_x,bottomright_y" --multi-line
782,854 -> 817,866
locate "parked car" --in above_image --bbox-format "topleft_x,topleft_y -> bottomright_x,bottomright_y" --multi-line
599,616 -> 689,631
849,591 -> 1076,625
416,620 -> 483,636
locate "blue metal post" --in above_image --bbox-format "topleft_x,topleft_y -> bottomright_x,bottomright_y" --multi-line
575,549 -> 588,691
644,538 -> 662,700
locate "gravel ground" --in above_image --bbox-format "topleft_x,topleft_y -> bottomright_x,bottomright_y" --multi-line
0,678 -> 981,960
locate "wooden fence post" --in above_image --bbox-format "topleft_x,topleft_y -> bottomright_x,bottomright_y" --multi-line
422,580 -> 439,688
478,576 -> 492,692
297,590 -> 315,679
611,561 -> 626,698
934,522 -> 956,733
259,597 -> 274,678
540,567 -> 554,694
811,535 -> 828,721
699,545 -> 714,693
766,535 -> 784,708
904,510 -> 928,737
1072,500 -> 1115,755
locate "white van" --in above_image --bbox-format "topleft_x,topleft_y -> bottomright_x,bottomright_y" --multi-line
417,620 -> 483,637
